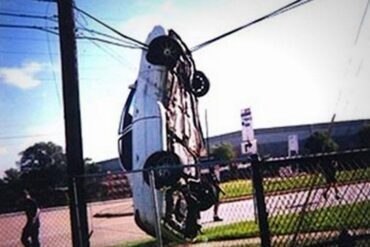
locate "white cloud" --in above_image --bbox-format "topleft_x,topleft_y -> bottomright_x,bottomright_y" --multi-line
0,62 -> 45,89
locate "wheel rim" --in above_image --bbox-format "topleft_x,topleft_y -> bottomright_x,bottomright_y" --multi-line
191,71 -> 210,97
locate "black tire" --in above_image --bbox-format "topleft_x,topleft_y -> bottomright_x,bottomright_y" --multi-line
190,70 -> 210,97
189,181 -> 218,211
143,151 -> 182,189
146,36 -> 182,69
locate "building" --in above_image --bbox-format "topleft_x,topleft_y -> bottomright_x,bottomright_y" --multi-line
97,119 -> 370,170
208,119 -> 370,158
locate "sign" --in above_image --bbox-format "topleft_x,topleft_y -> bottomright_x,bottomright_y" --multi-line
288,134 -> 299,156
240,108 -> 257,154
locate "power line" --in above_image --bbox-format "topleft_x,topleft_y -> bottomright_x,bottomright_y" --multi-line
75,16 -> 140,67
0,24 -> 144,49
0,133 -> 62,140
76,35 -> 144,49
0,11 -> 57,21
72,5 -> 148,49
76,27 -> 143,48
191,0 -> 314,52
44,1 -> 62,112
0,35 -> 58,42
354,0 -> 370,45
0,23 -> 59,35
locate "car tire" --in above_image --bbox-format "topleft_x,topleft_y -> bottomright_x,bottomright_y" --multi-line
146,36 -> 182,69
143,151 -> 182,189
190,70 -> 210,97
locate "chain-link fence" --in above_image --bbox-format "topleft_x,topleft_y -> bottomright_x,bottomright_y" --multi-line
263,149 -> 370,247
0,177 -> 72,247
120,148 -> 369,247
1,149 -> 369,247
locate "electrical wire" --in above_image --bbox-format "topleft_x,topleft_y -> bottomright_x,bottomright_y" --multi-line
0,11 -> 57,22
75,35 -> 144,49
0,24 -> 143,49
0,133 -> 62,140
75,14 -> 140,70
191,0 -> 314,52
354,0 -> 370,45
0,24 -> 59,35
44,2 -> 62,111
77,27 -> 144,49
73,5 -> 148,49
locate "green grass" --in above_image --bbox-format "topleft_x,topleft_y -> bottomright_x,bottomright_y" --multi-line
112,201 -> 370,247
197,200 -> 370,243
220,167 -> 370,201
220,179 -> 253,200
110,239 -> 156,247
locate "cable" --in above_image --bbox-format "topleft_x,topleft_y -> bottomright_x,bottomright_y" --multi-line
0,24 -> 59,35
76,35 -> 144,49
73,5 -> 148,49
44,2 -> 62,111
191,0 -> 314,52
354,0 -> 370,45
0,133 -> 61,140
75,15 -> 139,70
0,11 -> 57,22
77,27 -> 144,49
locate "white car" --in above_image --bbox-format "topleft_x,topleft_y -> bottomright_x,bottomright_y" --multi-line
118,26 -> 216,240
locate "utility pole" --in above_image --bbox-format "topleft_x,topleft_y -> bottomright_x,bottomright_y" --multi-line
57,0 -> 90,246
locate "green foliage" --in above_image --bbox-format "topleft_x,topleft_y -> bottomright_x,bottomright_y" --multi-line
211,142 -> 236,161
0,141 -> 107,212
304,131 -> 338,154
0,168 -> 23,213
358,124 -> 370,148
18,142 -> 67,188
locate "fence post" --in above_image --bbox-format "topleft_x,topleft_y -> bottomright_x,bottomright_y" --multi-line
149,169 -> 163,247
251,154 -> 271,247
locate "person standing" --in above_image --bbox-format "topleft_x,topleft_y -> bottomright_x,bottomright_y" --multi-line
210,165 -> 223,222
21,190 -> 40,247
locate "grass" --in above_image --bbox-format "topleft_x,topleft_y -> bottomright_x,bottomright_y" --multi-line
219,167 -> 370,201
112,167 -> 370,247
111,200 -> 370,247
197,201 -> 370,243
110,239 -> 156,247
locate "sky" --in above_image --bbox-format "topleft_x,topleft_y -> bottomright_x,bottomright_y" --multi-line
0,0 -> 370,177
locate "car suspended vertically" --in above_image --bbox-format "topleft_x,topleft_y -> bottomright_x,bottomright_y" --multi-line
118,26 -> 216,241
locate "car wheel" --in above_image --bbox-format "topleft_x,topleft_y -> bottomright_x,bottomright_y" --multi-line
143,151 -> 182,189
191,70 -> 210,97
146,36 -> 182,69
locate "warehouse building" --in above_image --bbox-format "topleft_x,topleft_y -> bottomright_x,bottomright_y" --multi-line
98,119 -> 370,171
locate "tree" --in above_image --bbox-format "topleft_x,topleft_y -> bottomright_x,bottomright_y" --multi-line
17,142 -> 68,207
358,124 -> 370,148
0,168 -> 23,213
3,168 -> 21,183
304,131 -> 338,154
211,143 -> 236,161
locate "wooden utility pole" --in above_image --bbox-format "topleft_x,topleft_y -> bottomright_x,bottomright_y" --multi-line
57,0 -> 90,246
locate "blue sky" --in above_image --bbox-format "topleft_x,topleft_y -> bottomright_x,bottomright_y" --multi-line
1,0 -> 370,177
